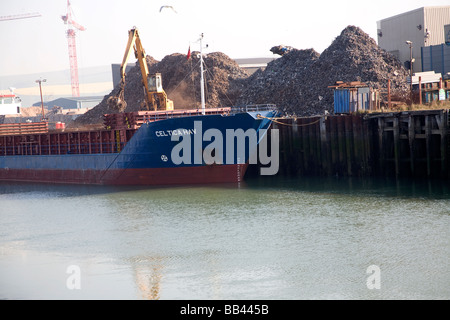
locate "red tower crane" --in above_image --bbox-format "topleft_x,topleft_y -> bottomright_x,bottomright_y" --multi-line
61,0 -> 85,97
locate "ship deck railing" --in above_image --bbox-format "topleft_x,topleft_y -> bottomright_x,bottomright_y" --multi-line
0,121 -> 48,136
230,104 -> 278,113
104,107 -> 231,130
0,129 -> 135,157
104,105 -> 278,130
0,142 -> 122,157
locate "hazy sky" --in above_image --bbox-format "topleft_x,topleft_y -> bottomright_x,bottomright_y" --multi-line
1,0 -> 449,77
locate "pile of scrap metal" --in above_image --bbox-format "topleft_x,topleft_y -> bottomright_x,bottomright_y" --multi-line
71,51 -> 249,127
237,26 -> 409,116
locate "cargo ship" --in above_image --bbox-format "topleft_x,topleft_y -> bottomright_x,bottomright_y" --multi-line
0,28 -> 277,186
0,106 -> 276,185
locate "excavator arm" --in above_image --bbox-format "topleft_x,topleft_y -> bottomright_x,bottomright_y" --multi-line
108,28 -> 173,112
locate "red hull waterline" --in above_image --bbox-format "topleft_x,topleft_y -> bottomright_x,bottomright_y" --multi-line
0,163 -> 249,186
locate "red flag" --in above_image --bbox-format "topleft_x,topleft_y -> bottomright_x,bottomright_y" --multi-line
187,46 -> 191,60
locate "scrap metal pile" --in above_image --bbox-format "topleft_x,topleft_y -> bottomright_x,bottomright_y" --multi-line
71,52 -> 248,127
238,25 -> 409,116
237,48 -> 321,115
70,25 -> 409,127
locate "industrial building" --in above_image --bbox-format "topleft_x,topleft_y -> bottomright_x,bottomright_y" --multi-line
234,57 -> 276,74
32,96 -> 103,113
377,6 -> 450,74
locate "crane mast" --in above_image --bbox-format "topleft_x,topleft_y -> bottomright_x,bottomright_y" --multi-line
0,13 -> 41,21
61,0 -> 85,97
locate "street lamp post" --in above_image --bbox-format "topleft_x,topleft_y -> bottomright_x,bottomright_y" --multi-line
35,78 -> 47,121
405,41 -> 413,105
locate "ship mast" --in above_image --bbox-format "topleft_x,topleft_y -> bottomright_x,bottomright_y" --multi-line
199,33 -> 206,115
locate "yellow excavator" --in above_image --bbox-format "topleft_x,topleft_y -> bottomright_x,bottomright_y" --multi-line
108,27 -> 174,112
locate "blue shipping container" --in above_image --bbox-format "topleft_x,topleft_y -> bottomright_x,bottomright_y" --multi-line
333,88 -> 373,114
334,89 -> 350,113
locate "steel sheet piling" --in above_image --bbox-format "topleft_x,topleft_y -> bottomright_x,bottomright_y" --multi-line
266,110 -> 449,179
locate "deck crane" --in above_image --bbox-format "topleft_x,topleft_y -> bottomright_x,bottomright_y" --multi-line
61,0 -> 85,97
108,27 -> 174,112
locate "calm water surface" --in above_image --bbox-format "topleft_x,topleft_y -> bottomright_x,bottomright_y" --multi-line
0,176 -> 449,300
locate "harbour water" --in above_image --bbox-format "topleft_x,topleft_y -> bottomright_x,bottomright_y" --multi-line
0,176 -> 449,300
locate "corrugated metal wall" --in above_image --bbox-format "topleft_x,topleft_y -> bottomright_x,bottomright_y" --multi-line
334,90 -> 350,114
424,6 -> 450,46
333,89 -> 373,114
421,43 -> 450,75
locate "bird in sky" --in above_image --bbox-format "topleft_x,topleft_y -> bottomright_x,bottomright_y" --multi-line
159,5 -> 177,13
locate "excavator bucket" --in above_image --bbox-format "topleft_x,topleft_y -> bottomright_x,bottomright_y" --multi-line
107,95 -> 127,112
107,82 -> 127,112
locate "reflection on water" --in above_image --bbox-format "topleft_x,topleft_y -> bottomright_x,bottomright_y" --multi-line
130,256 -> 163,300
0,176 -> 449,299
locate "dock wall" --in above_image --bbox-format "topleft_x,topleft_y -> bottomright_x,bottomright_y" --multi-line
267,109 -> 449,179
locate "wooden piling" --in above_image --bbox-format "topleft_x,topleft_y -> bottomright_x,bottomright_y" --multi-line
363,116 -> 372,175
344,116 -> 353,176
319,116 -> 330,175
377,117 -> 385,175
337,116 -> 345,172
425,115 -> 431,177
393,117 -> 400,177
264,110 -> 449,180
301,118 -> 309,173
408,115 -> 415,175
315,117 -> 323,175
329,117 -> 338,173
